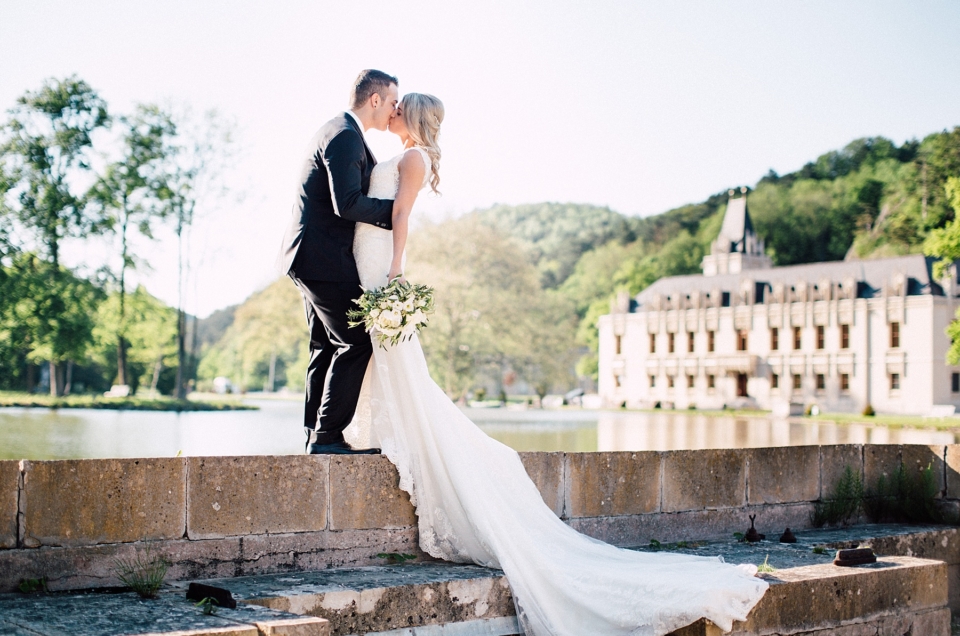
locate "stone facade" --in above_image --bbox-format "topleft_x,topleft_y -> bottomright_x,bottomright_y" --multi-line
599,193 -> 960,415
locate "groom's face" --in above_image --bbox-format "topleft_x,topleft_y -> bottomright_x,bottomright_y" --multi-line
371,84 -> 399,132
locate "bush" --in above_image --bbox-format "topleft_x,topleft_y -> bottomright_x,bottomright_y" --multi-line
811,465 -> 863,527
862,404 -> 876,417
864,463 -> 944,524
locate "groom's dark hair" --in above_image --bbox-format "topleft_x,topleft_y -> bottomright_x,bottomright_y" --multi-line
350,70 -> 399,108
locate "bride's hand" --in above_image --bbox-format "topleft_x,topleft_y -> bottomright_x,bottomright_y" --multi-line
387,267 -> 406,284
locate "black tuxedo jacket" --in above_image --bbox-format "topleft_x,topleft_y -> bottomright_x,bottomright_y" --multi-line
278,113 -> 393,282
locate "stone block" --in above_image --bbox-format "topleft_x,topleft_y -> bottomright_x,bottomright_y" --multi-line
947,445 -> 960,499
820,445 -> 862,500
518,452 -> 564,517
662,449 -> 745,513
21,458 -> 185,548
328,455 -> 416,531
747,446 -> 819,505
863,444 -> 901,491
187,456 -> 328,539
254,617 -> 330,636
901,444 -> 946,496
564,452 -> 660,518
0,461 -> 19,549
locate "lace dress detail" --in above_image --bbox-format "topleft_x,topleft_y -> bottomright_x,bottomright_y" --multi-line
348,147 -> 767,635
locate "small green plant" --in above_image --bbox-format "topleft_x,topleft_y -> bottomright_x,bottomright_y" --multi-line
862,404 -> 875,417
812,546 -> 827,555
18,578 -> 47,594
113,546 -> 169,598
733,532 -> 745,542
864,463 -> 944,524
195,597 -> 219,615
811,465 -> 863,527
648,539 -> 662,550
756,555 -> 776,573
675,541 -> 688,549
376,552 -> 417,564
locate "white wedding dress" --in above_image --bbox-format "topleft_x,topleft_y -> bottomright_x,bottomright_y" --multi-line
349,147 -> 767,636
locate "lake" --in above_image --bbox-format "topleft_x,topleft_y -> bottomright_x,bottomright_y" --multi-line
0,399 -> 956,460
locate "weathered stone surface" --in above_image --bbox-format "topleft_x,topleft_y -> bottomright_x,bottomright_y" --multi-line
734,557 -> 946,634
819,445 -> 862,500
747,446 -> 819,504
946,445 -> 960,499
0,460 -> 19,549
187,456 -> 328,539
564,451 -> 660,518
253,617 -> 330,636
863,444 -> 901,490
662,449 -> 745,513
327,456 -> 416,531
21,458 -> 185,548
567,503 -> 815,546
518,452 -> 564,517
901,444 -> 946,496
204,563 -> 515,635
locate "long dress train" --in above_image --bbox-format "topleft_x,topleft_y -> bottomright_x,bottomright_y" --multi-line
348,147 -> 767,636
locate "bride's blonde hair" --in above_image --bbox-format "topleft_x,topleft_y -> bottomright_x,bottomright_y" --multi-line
401,93 -> 443,194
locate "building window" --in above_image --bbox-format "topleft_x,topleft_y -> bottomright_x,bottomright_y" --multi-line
770,327 -> 779,351
687,374 -> 695,389
737,330 -> 748,351
707,374 -> 715,389
707,330 -> 715,352
668,332 -> 675,354
649,375 -> 656,388
841,373 -> 850,392
841,324 -> 850,349
771,373 -> 779,389
687,331 -> 695,353
793,326 -> 802,350
649,333 -> 656,354
793,374 -> 802,390
890,322 -> 900,349
667,375 -> 675,389
953,372 -> 960,393
614,375 -> 622,388
816,325 -> 825,350
615,335 -> 621,355
816,373 -> 825,390
890,373 -> 900,391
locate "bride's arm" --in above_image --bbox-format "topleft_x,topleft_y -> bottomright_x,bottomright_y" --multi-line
388,150 -> 427,281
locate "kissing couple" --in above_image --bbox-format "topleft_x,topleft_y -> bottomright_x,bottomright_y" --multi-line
278,70 -> 766,636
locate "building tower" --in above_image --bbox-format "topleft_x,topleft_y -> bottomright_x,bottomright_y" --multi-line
700,188 -> 773,276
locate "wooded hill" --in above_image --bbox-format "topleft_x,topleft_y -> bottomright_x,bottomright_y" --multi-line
199,127 -> 960,395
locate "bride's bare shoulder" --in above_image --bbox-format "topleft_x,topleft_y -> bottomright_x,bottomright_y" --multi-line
398,148 -> 427,175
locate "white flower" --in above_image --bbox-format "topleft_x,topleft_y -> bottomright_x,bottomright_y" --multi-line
411,309 -> 427,325
370,308 -> 382,320
403,298 -> 415,313
377,309 -> 402,329
401,322 -> 417,336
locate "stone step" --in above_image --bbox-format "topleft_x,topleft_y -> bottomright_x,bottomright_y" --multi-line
0,589 -> 330,636
181,563 -> 519,636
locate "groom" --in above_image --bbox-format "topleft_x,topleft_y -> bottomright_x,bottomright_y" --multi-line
278,69 -> 398,454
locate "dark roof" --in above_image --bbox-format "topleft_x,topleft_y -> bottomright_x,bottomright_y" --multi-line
636,254 -> 950,308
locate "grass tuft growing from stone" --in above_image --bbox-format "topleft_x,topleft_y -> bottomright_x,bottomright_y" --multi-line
113,547 -> 169,599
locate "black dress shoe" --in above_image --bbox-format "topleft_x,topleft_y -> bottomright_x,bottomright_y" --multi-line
307,440 -> 381,455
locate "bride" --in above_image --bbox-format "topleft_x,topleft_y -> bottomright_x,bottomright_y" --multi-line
348,93 -> 767,636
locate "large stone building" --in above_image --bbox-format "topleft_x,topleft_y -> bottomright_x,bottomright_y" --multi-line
598,192 -> 960,415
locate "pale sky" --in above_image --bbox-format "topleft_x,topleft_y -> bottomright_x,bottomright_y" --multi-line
2,1 -> 959,317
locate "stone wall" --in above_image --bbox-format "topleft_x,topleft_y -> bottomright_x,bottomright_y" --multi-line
2,444 -> 957,592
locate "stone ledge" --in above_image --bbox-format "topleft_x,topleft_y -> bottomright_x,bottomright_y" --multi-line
564,451 -> 660,518
0,590 -> 330,636
21,458 -> 186,548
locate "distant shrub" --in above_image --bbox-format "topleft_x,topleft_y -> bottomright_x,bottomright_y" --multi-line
862,404 -> 876,417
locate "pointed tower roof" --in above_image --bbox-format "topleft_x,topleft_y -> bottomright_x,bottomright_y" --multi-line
713,192 -> 762,255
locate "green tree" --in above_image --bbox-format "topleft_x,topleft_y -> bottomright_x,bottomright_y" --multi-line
90,104 -> 177,387
0,76 -> 108,265
923,177 -> 960,363
0,253 -> 101,395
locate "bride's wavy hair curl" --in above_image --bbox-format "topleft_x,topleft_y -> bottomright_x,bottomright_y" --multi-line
401,93 -> 444,194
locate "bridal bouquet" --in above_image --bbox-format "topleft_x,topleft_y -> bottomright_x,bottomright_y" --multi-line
348,277 -> 435,348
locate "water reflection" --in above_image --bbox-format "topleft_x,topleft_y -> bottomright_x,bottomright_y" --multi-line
0,402 -> 956,460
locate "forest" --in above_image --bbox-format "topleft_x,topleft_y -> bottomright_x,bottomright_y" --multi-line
2,74 -> 960,399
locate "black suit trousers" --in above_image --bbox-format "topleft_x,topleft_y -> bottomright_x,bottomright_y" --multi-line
291,276 -> 372,447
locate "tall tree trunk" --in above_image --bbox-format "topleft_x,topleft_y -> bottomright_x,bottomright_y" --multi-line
64,361 -> 73,396
49,361 -> 64,397
150,356 -> 163,393
26,363 -> 35,394
267,348 -> 277,392
175,309 -> 187,399
116,206 -> 129,387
